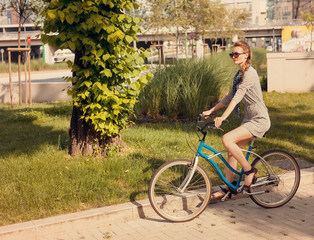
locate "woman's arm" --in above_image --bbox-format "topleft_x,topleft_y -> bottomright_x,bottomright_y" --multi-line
202,101 -> 226,116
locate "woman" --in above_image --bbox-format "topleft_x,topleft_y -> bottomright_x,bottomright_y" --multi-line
202,40 -> 271,199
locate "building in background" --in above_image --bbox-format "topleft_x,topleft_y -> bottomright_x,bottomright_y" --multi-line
222,0 -> 313,51
223,0 -> 313,26
292,0 -> 313,19
266,0 -> 313,52
221,0 -> 268,26
267,0 -> 313,22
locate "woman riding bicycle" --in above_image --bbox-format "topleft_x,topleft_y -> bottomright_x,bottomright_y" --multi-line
202,40 -> 271,199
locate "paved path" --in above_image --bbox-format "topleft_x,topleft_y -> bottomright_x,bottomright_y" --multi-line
1,168 -> 313,240
0,70 -> 71,84
41,182 -> 314,240
41,168 -> 313,240
0,70 -> 72,103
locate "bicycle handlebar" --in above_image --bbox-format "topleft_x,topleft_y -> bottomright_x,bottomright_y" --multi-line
196,114 -> 228,133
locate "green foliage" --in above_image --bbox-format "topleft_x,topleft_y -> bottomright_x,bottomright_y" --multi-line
251,48 -> 268,90
302,5 -> 314,28
251,48 -> 267,72
143,0 -> 191,34
0,92 -> 314,225
142,0 -> 249,45
302,5 -> 314,51
41,0 -> 152,138
0,92 -> 313,224
136,52 -> 238,120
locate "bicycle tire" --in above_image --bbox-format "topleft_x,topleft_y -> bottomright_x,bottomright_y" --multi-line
148,159 -> 212,222
249,149 -> 300,208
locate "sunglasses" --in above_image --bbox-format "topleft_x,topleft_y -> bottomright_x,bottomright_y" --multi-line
229,52 -> 246,58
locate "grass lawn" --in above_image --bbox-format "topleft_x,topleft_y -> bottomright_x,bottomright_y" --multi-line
0,92 -> 313,226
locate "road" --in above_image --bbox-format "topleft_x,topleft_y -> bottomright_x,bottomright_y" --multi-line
0,70 -> 72,84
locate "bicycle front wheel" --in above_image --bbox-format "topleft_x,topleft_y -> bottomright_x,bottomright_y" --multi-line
148,159 -> 212,222
250,149 -> 300,208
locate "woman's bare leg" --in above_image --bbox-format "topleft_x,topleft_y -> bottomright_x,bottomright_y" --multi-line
212,138 -> 250,198
224,139 -> 250,185
222,126 -> 256,187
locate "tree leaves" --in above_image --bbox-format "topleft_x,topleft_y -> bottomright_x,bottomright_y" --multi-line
107,30 -> 125,43
42,0 -> 152,139
65,13 -> 75,25
124,35 -> 133,44
143,0 -> 249,45
101,69 -> 112,77
47,11 -> 56,19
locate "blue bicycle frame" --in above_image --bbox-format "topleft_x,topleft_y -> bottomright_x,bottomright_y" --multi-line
196,137 -> 256,191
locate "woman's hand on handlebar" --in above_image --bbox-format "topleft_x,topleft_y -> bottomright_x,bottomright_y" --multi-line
202,110 -> 213,119
213,116 -> 226,128
197,113 -> 228,132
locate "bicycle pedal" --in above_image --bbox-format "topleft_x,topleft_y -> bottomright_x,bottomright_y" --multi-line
221,192 -> 231,201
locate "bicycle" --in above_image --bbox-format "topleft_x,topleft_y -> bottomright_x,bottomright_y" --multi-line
148,115 -> 301,222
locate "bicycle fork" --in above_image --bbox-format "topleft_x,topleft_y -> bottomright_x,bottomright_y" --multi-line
177,156 -> 200,193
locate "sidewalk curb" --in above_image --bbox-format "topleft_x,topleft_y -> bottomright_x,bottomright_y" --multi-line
1,167 -> 313,240
0,82 -> 72,104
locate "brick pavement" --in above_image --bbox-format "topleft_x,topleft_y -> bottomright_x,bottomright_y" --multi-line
40,181 -> 314,240
1,167 -> 314,240
46,168 -> 314,240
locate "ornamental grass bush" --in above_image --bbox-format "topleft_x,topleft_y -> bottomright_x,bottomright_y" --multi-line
251,48 -> 268,91
135,52 -> 238,120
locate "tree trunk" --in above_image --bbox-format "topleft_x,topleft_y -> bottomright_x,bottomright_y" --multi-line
69,105 -> 95,156
18,18 -> 22,105
69,105 -> 124,156
69,51 -> 125,156
294,0 -> 300,19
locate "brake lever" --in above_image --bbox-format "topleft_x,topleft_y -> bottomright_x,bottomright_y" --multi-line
208,125 -> 224,132
215,127 -> 224,132
198,114 -> 205,122
196,114 -> 205,130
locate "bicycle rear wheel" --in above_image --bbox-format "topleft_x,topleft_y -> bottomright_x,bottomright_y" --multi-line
148,159 -> 211,222
249,149 -> 300,208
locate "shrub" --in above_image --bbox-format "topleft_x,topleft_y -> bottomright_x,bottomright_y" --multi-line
252,48 -> 268,91
136,52 -> 238,120
251,48 -> 267,71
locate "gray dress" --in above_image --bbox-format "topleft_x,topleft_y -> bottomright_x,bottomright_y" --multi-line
221,66 -> 271,138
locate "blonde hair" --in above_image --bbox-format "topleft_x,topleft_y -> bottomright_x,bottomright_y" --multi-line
234,40 -> 252,74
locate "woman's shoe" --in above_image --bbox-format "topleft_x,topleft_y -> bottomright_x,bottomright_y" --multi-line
243,166 -> 258,191
211,187 -> 231,200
